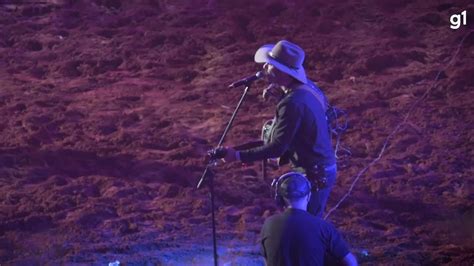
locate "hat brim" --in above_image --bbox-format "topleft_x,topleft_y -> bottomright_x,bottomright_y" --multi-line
254,44 -> 307,84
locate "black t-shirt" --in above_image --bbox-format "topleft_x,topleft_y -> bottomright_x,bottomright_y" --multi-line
260,208 -> 349,266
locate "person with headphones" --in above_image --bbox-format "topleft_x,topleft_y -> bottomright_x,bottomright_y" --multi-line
221,40 -> 337,218
261,172 -> 358,266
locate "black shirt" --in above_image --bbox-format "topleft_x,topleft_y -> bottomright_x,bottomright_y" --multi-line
260,208 -> 349,266
239,83 -> 336,168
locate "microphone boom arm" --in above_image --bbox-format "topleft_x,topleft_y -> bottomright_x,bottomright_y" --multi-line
197,84 -> 251,189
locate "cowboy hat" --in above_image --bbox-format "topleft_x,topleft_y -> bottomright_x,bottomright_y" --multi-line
254,40 -> 307,84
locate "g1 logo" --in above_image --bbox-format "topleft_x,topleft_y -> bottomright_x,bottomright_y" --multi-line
450,10 -> 467,29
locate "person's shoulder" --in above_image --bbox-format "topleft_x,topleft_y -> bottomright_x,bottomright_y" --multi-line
289,84 -> 316,101
261,212 -> 285,233
264,212 -> 285,224
278,89 -> 307,107
316,218 -> 342,236
290,85 -> 310,96
300,212 -> 335,229
277,95 -> 300,111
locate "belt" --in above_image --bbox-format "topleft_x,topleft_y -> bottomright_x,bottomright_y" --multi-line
307,163 -> 337,172
303,164 -> 336,190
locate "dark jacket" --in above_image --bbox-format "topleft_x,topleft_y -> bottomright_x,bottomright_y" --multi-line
239,83 -> 336,168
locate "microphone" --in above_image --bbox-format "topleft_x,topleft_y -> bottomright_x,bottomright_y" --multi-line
228,71 -> 264,88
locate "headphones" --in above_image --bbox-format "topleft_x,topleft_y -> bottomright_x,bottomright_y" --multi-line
272,172 -> 312,207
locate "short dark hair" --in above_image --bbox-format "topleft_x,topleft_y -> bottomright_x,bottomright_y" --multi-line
277,172 -> 311,200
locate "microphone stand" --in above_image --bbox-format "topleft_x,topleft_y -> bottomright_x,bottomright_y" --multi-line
260,124 -> 267,181
196,84 -> 252,266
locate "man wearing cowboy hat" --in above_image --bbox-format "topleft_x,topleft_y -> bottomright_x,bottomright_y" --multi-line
223,40 -> 337,218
